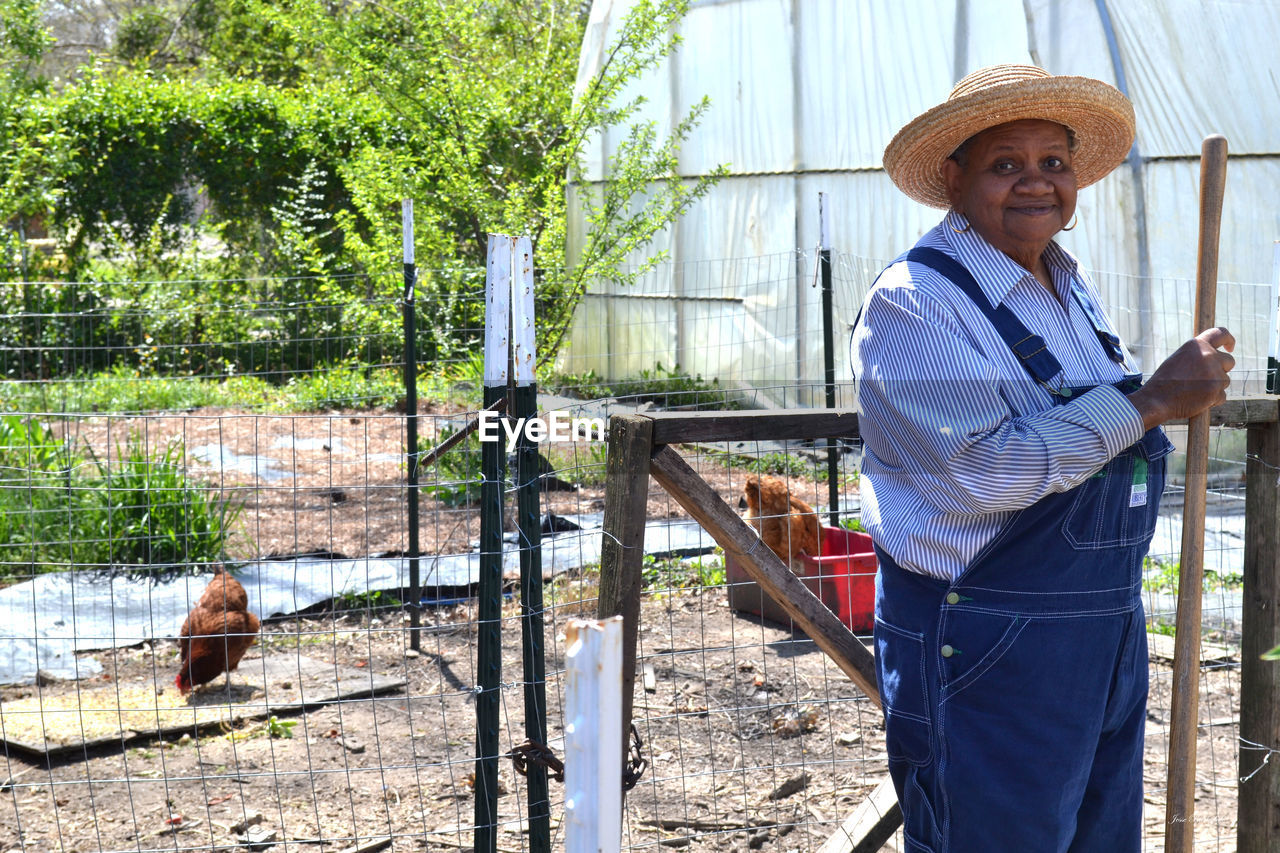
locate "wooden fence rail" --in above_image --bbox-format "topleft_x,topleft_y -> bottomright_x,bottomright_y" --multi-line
598,398 -> 1280,853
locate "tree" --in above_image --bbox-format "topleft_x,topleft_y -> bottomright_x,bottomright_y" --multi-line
0,0 -> 720,368
281,0 -> 722,361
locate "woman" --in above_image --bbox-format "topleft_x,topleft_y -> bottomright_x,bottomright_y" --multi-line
851,65 -> 1235,852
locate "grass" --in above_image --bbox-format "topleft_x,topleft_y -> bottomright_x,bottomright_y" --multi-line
423,425 -> 485,507
641,552 -> 726,594
541,440 -> 609,489
542,363 -> 747,411
1141,555 -> 1244,595
0,415 -> 241,579
702,446 -> 860,487
0,365 -> 406,415
332,589 -> 402,614
543,552 -> 727,617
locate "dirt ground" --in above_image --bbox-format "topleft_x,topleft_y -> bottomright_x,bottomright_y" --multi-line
0,407 -> 1247,852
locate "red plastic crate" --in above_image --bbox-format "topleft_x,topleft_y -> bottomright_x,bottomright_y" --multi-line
726,525 -> 877,633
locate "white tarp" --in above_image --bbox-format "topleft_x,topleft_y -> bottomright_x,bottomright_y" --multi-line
564,0 -> 1280,398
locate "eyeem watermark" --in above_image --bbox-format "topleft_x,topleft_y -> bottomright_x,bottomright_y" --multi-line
477,410 -> 606,453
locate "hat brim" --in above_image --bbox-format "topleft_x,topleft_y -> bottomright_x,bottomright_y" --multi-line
882,76 -> 1136,209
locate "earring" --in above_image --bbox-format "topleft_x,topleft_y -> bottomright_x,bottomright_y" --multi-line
1062,214 -> 1079,231
950,213 -> 971,234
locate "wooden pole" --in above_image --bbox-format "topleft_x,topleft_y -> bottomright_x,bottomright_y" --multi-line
1238,411 -> 1280,852
1165,134 -> 1228,851
597,414 -> 654,782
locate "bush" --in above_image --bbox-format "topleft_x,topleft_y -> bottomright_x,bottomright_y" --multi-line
0,415 -> 241,577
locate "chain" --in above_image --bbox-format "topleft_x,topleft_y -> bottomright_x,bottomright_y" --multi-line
507,738 -> 565,783
508,725 -> 646,791
622,723 -> 647,791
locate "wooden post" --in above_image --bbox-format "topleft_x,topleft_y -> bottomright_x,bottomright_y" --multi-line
1239,412 -> 1280,852
817,777 -> 902,853
598,414 -> 654,779
1166,134 -> 1228,850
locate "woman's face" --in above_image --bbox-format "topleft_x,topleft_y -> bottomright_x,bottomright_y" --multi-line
942,119 -> 1078,268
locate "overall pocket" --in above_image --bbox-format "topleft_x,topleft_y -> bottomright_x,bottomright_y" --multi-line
937,610 -> 1029,702
874,617 -> 933,766
1062,427 -> 1172,550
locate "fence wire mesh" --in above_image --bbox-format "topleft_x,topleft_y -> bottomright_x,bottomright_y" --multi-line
0,254 -> 1269,852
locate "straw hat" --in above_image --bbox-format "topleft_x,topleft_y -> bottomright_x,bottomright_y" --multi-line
882,64 -> 1136,209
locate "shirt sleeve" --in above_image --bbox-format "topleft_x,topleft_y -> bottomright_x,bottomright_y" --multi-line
854,282 -> 1146,516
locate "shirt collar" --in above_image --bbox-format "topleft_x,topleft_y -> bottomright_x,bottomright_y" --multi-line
942,211 -> 1080,307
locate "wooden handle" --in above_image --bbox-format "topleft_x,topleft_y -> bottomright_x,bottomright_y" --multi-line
1165,134 -> 1228,852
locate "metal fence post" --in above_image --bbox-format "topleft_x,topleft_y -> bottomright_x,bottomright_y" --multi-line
475,234 -> 511,853
513,235 -> 550,852
402,199 -> 422,652
819,192 -> 839,526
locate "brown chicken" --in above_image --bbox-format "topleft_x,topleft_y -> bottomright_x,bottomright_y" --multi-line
176,566 -> 260,694
741,474 -> 822,563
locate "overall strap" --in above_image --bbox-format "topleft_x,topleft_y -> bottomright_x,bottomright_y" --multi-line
905,247 -> 1064,387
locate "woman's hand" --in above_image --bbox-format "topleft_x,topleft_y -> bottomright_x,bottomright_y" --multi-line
1126,327 -> 1236,430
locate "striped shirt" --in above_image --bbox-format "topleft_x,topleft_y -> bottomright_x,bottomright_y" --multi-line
850,212 -> 1146,581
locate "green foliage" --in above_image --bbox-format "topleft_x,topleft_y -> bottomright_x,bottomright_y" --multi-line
838,517 -> 866,533
0,0 -> 721,376
0,366 -> 405,414
1263,644 -> 1280,661
0,415 -> 241,577
116,10 -> 172,65
280,366 -> 403,412
542,439 -> 609,488
265,715 -> 297,738
641,553 -> 725,594
1141,555 -> 1244,595
0,0 -> 52,89
423,426 -> 483,507
606,363 -> 741,409
543,363 -> 745,411
334,588 -> 401,613
88,432 -> 242,569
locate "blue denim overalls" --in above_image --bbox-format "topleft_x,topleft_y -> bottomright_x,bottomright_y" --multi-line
872,249 -> 1172,852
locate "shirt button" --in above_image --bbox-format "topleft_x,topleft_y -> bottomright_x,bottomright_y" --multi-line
946,592 -> 960,605
941,644 -> 955,658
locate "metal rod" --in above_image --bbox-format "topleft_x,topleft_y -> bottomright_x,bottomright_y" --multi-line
475,235 -> 511,853
819,193 -> 840,526
401,200 -> 421,652
513,237 -> 550,852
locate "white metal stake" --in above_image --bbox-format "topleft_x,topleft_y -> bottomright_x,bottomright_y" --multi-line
564,617 -> 623,853
402,200 -> 415,266
514,235 -> 535,387
1268,241 -> 1280,393
485,235 -> 512,388
819,191 -> 830,252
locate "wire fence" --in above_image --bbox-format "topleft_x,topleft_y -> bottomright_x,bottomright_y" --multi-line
0,252 -> 1271,852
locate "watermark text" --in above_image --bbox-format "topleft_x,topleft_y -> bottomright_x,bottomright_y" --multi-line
476,410 -> 606,453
